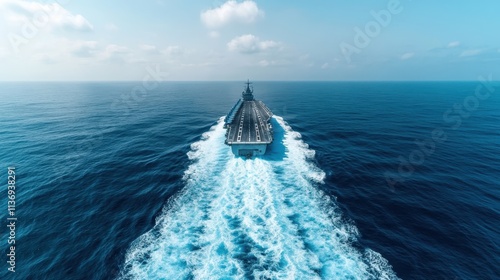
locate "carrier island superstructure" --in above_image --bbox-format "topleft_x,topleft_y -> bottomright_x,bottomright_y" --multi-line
224,81 -> 273,157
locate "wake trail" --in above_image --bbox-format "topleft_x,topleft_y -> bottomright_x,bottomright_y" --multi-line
119,116 -> 399,280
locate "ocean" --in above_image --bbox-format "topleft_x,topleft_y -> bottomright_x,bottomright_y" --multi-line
0,81 -> 499,280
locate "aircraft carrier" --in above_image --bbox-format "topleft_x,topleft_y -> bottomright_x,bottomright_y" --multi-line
224,81 -> 273,157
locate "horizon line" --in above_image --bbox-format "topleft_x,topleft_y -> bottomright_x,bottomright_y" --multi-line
0,80 -> 498,83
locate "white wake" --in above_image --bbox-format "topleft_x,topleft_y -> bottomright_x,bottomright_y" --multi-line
119,116 -> 399,280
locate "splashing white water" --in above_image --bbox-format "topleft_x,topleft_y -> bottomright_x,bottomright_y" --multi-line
119,116 -> 399,279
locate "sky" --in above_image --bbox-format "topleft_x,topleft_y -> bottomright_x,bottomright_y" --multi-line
0,0 -> 499,81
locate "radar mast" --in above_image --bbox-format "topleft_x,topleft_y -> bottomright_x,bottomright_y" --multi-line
242,79 -> 254,101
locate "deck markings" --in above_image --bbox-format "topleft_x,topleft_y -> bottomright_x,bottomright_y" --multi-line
226,100 -> 273,144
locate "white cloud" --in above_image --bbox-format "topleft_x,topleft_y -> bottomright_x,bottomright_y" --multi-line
257,59 -> 290,67
299,54 -> 310,61
140,44 -> 156,51
321,62 -> 330,69
101,44 -> 130,62
258,60 -> 271,67
140,44 -> 160,54
447,41 -> 460,48
7,38 -> 99,63
162,46 -> 182,56
39,39 -> 183,63
460,49 -> 482,57
201,0 -> 263,28
106,44 -> 129,53
0,0 -> 93,32
72,41 -> 99,57
400,52 -> 415,60
105,44 -> 128,54
227,34 -> 279,54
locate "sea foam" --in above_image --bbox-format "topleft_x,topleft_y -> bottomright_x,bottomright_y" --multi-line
119,116 -> 399,279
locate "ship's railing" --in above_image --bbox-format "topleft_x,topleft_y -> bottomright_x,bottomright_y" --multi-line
224,99 -> 243,124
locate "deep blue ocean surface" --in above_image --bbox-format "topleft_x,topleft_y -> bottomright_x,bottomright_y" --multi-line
0,81 -> 499,279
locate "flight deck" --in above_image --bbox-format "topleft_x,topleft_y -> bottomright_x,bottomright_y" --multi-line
224,81 -> 273,157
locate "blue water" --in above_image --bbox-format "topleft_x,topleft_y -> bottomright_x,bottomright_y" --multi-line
1,82 -> 499,279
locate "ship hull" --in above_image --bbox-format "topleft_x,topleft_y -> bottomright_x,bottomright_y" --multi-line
231,144 -> 268,157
